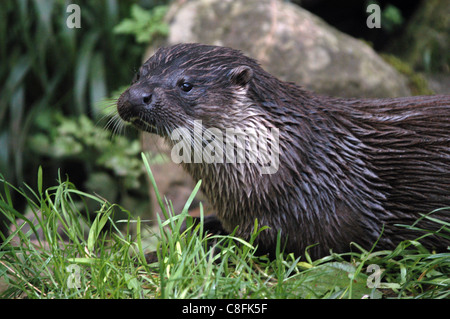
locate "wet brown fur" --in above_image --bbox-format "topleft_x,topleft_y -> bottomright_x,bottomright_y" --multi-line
117,43 -> 450,259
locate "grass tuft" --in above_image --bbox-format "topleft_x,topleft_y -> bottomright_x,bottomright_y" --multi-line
0,156 -> 448,299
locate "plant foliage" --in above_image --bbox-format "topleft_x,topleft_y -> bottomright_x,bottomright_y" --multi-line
0,0 -> 146,187
114,4 -> 169,44
1,158 -> 448,299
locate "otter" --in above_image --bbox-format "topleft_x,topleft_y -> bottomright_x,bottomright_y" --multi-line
117,43 -> 450,259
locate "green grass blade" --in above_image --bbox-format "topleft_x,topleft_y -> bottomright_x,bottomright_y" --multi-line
181,180 -> 202,214
74,31 -> 99,114
141,152 -> 168,218
87,203 -> 112,253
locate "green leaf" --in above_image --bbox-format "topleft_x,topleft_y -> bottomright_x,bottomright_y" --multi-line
37,166 -> 43,197
67,257 -> 99,265
113,20 -> 136,34
142,152 -> 168,219
181,180 -> 202,214
125,273 -> 140,291
292,262 -> 383,299
1,56 -> 31,112
113,4 -> 168,44
89,53 -> 107,117
87,204 -> 113,253
74,32 -> 99,114
33,0 -> 55,31
131,4 -> 152,22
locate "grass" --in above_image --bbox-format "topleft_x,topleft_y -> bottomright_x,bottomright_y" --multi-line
0,154 -> 449,299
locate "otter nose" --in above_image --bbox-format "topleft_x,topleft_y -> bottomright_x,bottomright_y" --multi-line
127,85 -> 153,107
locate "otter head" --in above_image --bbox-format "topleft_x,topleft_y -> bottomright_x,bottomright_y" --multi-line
117,43 -> 258,137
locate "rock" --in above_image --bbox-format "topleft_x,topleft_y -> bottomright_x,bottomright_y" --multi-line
426,73 -> 450,95
158,0 -> 411,98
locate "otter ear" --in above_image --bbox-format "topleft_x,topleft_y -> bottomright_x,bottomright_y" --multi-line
228,65 -> 253,87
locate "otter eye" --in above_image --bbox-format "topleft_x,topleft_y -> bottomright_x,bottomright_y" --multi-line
179,82 -> 193,92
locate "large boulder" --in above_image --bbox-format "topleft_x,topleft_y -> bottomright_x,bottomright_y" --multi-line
158,0 -> 411,98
